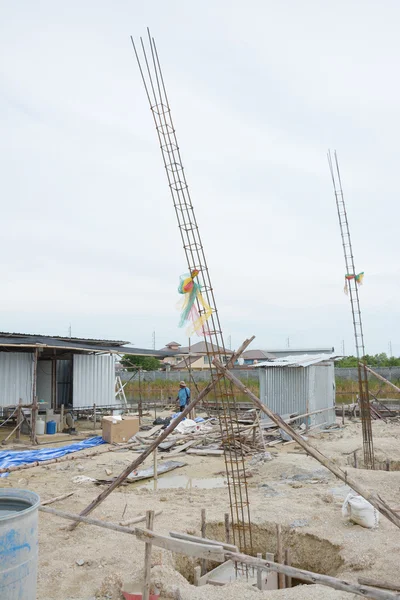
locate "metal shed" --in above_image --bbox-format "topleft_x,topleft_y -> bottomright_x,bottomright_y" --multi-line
0,332 -> 172,410
254,354 -> 338,428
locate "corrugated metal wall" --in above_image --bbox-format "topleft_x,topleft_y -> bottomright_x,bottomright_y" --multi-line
259,367 -> 308,419
57,360 -> 72,407
308,364 -> 336,426
73,354 -> 115,408
258,364 -> 336,426
36,360 -> 52,404
0,352 -> 34,407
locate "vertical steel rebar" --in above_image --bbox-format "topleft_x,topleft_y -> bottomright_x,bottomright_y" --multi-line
328,150 -> 374,469
130,30 -> 253,554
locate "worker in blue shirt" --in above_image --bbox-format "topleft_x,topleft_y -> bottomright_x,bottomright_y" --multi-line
177,381 -> 191,412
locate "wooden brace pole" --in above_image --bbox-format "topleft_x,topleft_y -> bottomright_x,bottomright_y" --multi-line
67,336 -> 255,530
212,358 -> 400,530
364,365 -> 400,394
358,577 -> 400,593
225,552 -> 398,600
31,348 -> 39,444
39,506 -> 225,561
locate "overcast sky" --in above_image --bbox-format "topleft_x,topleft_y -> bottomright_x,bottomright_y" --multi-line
1,1 -> 399,356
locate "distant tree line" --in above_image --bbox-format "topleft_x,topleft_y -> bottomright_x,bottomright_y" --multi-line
120,355 -> 162,371
120,353 -> 400,371
336,353 -> 400,368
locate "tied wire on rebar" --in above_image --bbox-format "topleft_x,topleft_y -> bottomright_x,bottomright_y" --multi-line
328,150 -> 374,469
131,30 -> 253,555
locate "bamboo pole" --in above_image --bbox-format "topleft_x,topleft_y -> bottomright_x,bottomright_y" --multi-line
143,510 -> 154,600
200,509 -> 207,576
224,513 -> 230,544
225,552 -> 397,600
67,337 -> 254,530
120,510 -> 162,527
212,358 -> 400,530
41,492 -> 74,506
16,399 -> 22,441
60,404 -> 64,433
2,421 -> 22,444
153,449 -> 158,491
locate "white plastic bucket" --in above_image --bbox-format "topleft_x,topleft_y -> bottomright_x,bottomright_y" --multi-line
0,489 -> 40,599
35,419 -> 45,435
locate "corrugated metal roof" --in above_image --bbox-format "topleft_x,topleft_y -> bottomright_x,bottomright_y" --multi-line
262,347 -> 334,356
0,333 -> 171,357
0,332 -> 128,347
253,353 -> 340,368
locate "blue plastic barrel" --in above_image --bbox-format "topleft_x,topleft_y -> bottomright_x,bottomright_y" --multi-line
0,488 -> 40,599
46,421 -> 56,435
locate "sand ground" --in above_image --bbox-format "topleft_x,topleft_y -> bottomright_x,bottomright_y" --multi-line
1,416 -> 400,600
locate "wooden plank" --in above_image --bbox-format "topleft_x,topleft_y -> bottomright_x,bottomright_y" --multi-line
257,553 -> 263,590
136,425 -> 164,438
95,460 -> 186,485
134,529 -> 225,561
226,552 -> 398,600
157,441 -> 176,451
169,531 -> 238,552
213,358 -> 400,530
162,440 -> 198,456
265,552 -> 278,590
186,449 -> 224,456
200,559 -> 258,587
194,565 -> 201,587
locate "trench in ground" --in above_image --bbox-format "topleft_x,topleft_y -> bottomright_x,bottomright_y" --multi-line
174,520 -> 344,586
348,451 -> 400,471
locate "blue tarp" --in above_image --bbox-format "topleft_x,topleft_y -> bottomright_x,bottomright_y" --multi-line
0,436 -> 106,477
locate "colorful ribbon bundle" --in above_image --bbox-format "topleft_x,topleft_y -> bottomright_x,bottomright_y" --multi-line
344,272 -> 364,295
178,269 -> 212,336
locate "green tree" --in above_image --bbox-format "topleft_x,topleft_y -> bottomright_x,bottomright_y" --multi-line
336,353 -> 400,368
120,355 -> 161,371
335,355 -> 358,367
